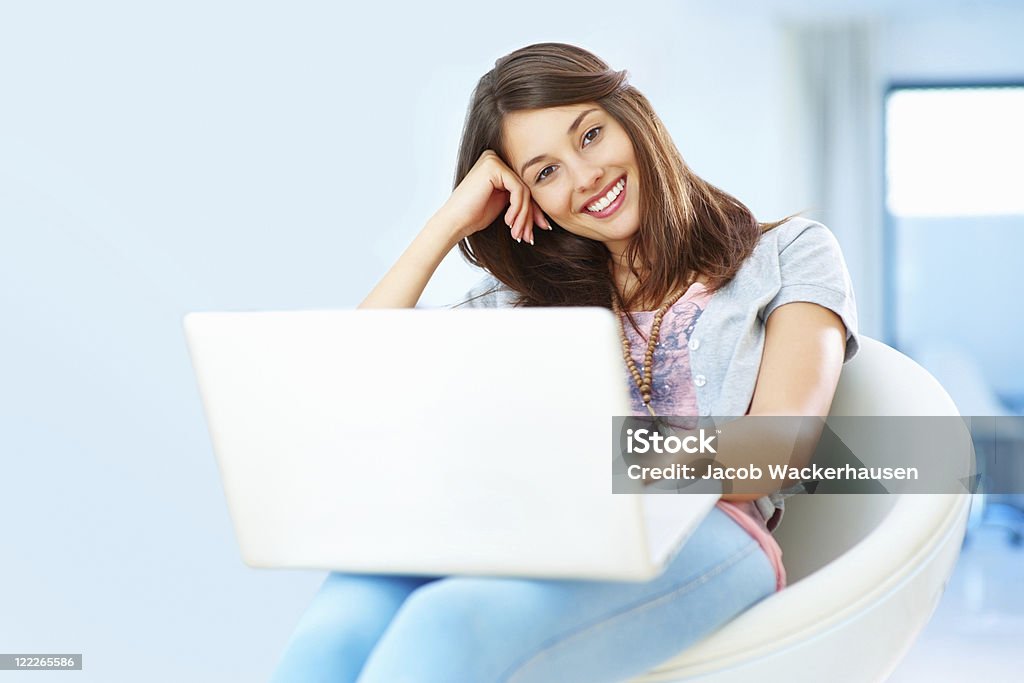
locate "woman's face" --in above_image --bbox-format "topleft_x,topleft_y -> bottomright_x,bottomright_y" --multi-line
502,103 -> 641,252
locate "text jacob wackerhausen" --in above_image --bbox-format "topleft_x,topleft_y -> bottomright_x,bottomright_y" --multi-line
623,427 -> 920,483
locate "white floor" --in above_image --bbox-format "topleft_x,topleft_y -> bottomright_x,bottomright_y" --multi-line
888,504 -> 1024,682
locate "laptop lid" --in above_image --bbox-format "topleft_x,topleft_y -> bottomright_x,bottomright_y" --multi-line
184,308 -> 714,580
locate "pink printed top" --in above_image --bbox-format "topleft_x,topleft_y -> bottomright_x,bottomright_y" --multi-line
620,280 -> 787,591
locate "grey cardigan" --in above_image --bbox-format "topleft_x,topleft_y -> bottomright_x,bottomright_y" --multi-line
450,217 -> 861,529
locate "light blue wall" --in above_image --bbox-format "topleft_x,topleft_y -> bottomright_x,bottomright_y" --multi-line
883,4 -> 1024,80
894,215 -> 1024,401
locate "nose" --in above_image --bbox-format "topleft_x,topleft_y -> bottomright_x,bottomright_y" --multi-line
575,163 -> 604,196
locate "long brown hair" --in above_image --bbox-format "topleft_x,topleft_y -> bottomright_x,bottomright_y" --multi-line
454,42 -> 796,320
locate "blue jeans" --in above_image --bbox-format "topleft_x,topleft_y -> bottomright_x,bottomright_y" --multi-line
269,506 -> 775,683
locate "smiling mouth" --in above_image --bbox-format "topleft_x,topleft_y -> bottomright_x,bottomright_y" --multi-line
583,176 -> 627,217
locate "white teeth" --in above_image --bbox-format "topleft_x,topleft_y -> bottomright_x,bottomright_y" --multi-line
587,178 -> 625,213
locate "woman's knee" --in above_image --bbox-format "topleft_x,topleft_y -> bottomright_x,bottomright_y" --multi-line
390,578 -> 500,639
291,574 -> 428,648
357,579 -> 515,682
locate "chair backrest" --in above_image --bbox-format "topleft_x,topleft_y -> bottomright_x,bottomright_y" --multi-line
829,337 -> 962,418
774,336 -> 963,583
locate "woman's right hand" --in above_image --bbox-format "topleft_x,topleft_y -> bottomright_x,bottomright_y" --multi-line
433,150 -> 551,246
360,150 -> 553,309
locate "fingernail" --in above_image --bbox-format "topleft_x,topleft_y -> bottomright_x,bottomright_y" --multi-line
528,237 -> 534,245
516,237 -> 522,243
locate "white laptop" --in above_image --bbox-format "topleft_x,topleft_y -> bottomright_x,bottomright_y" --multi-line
183,308 -> 718,581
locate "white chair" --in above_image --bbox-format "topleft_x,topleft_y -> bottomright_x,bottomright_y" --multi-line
629,337 -> 974,682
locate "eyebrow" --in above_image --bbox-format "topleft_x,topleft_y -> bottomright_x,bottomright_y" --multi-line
518,108 -> 600,177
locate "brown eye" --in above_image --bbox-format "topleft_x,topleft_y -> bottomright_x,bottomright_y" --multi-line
536,166 -> 555,182
583,126 -> 601,145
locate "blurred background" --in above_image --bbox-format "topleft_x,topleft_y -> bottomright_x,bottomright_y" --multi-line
1,0 -> 1021,680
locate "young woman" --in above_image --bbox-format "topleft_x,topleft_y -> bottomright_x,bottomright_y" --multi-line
271,42 -> 859,683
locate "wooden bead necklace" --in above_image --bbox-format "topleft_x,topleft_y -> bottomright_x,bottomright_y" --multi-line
610,280 -> 693,418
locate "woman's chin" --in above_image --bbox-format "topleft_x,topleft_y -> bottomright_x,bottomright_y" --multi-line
560,212 -> 640,243
603,214 -> 642,243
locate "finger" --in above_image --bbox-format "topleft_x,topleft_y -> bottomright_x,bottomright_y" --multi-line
519,187 -> 533,245
503,189 -> 517,229
507,189 -> 524,242
532,202 -> 551,231
504,178 -> 524,242
523,198 -> 535,245
499,167 -> 520,231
